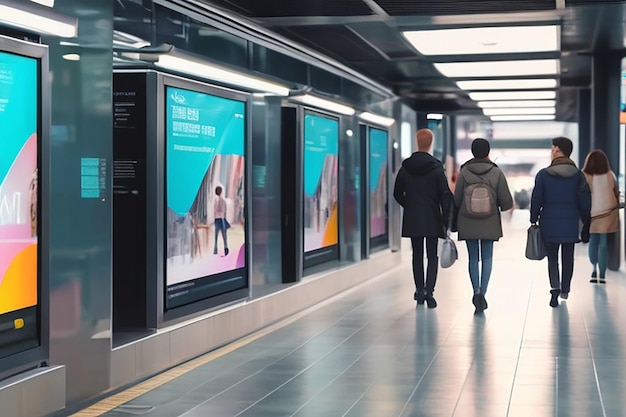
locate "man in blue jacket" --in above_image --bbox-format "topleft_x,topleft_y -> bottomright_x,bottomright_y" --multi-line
393,129 -> 452,308
530,137 -> 591,307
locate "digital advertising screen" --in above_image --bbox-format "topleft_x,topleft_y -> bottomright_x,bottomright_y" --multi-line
303,112 -> 339,255
0,50 -> 40,358
165,85 -> 246,309
369,127 -> 388,239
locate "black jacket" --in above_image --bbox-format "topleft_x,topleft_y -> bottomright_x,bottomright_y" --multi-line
393,152 -> 453,238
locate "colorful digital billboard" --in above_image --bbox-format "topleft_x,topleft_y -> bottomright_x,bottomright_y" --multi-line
369,127 -> 388,239
0,51 -> 39,356
303,113 -> 339,253
165,86 -> 246,308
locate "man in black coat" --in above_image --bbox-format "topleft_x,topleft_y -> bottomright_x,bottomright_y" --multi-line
393,129 -> 453,308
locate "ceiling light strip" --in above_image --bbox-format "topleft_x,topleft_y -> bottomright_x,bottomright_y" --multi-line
483,107 -> 555,116
491,115 -> 556,121
156,54 -> 290,96
457,79 -> 558,91
435,59 -> 559,78
470,91 -> 556,101
358,111 -> 395,127
290,94 -> 355,116
403,25 -> 559,56
0,2 -> 77,37
478,100 -> 556,108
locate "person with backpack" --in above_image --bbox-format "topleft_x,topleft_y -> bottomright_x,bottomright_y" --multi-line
530,137 -> 591,307
393,128 -> 452,308
453,138 -> 513,314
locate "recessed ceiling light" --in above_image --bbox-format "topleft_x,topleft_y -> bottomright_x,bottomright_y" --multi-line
470,91 -> 557,101
435,59 -> 559,78
483,107 -> 555,116
403,25 -> 559,55
457,79 -> 558,90
491,115 -> 556,121
478,100 -> 556,108
62,53 -> 80,61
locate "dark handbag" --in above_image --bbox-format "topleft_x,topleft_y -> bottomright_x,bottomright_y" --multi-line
224,218 -> 231,229
525,224 -> 546,260
440,202 -> 458,268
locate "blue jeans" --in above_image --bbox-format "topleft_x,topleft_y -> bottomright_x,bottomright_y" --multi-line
588,233 -> 609,278
214,218 -> 229,252
545,242 -> 574,293
465,239 -> 494,294
410,236 -> 439,295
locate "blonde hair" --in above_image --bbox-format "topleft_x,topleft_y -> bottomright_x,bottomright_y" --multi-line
416,129 -> 433,151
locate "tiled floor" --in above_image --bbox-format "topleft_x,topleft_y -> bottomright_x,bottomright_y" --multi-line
99,210 -> 626,417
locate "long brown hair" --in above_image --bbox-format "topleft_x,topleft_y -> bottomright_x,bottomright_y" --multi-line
582,149 -> 611,175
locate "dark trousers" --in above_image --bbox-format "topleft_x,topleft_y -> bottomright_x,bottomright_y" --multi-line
411,236 -> 439,295
545,242 -> 575,293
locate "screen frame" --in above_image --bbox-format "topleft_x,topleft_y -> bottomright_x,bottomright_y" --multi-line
367,125 -> 390,251
301,108 -> 340,269
155,73 -> 250,324
0,34 -> 50,380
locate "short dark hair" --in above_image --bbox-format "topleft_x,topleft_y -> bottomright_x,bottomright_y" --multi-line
215,186 -> 222,195
552,137 -> 573,157
471,138 -> 490,159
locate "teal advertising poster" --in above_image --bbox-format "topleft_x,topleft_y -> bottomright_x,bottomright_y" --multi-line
369,127 -> 388,238
165,86 -> 246,299
303,113 -> 339,252
0,51 -> 39,324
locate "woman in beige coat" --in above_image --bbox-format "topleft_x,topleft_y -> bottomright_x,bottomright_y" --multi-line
582,150 -> 619,284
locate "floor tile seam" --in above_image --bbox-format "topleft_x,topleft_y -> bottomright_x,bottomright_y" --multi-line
505,272 -> 537,417
576,289 -> 609,417
448,312 -> 501,416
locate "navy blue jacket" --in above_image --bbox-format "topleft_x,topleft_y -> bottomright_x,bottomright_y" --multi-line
530,157 -> 591,243
393,152 -> 452,238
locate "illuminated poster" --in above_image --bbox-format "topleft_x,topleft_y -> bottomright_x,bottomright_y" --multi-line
369,127 -> 388,238
165,86 -> 245,306
0,52 -> 38,328
303,113 -> 338,252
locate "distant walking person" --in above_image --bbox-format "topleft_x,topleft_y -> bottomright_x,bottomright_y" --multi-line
582,149 -> 619,284
530,137 -> 591,307
393,128 -> 452,308
214,185 -> 230,256
453,138 -> 513,314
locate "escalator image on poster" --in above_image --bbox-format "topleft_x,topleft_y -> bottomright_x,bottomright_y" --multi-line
165,86 -> 246,308
0,51 -> 39,356
303,113 -> 338,253
369,128 -> 388,238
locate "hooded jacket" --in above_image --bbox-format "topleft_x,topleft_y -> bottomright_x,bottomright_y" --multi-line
393,152 -> 452,238
530,157 -> 591,243
453,158 -> 513,241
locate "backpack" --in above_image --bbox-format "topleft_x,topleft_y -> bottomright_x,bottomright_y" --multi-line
462,178 -> 496,218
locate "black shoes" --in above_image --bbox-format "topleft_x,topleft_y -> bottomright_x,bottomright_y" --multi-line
590,271 -> 606,284
549,289 -> 560,307
415,291 -> 435,308
425,295 -> 437,308
414,291 -> 426,305
472,294 -> 487,314
225,247 -> 230,256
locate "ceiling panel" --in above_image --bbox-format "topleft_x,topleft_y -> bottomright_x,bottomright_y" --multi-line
374,0 -> 556,16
